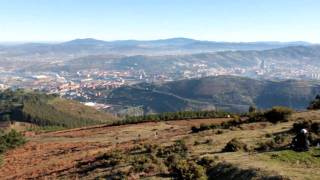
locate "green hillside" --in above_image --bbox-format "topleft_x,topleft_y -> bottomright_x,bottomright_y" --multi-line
106,86 -> 215,114
0,89 -> 117,128
106,76 -> 320,113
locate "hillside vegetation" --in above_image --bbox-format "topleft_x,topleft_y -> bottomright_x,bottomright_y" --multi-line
0,130 -> 26,164
0,89 -> 117,129
105,76 -> 320,113
1,107 -> 319,179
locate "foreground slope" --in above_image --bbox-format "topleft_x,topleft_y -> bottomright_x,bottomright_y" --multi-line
0,111 -> 319,179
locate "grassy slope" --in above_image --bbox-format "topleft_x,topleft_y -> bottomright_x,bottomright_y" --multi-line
1,111 -> 319,179
48,98 -> 116,123
190,112 -> 320,180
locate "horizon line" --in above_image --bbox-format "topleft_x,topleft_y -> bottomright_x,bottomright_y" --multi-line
0,37 -> 316,45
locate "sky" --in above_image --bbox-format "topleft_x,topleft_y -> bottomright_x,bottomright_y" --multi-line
0,0 -> 320,42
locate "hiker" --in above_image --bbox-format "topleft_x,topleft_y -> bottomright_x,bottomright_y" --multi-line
292,128 -> 310,151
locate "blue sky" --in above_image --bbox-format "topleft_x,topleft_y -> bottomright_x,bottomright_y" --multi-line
0,0 -> 320,42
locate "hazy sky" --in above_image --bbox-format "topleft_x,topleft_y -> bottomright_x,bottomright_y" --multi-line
0,0 -> 320,42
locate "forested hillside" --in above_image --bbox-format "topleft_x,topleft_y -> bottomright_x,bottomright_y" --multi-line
0,89 -> 117,128
105,76 -> 320,113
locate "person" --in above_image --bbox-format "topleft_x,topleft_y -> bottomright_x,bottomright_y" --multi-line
292,128 -> 310,151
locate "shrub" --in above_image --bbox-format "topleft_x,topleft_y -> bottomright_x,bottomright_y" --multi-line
273,134 -> 287,144
199,124 -> 211,131
206,162 -> 287,180
0,129 -> 26,154
263,106 -> 293,123
95,150 -> 126,166
191,126 -> 200,133
248,105 -> 257,113
255,141 -> 276,152
311,122 -> 320,134
292,120 -> 320,134
191,118 -> 244,133
222,138 -> 249,152
131,155 -> 158,173
168,157 -> 207,180
156,140 -> 188,158
255,134 -> 290,152
197,156 -> 218,168
215,130 -> 224,135
204,139 -> 213,145
307,95 -> 320,110
194,140 -> 201,146
265,133 -> 273,138
143,144 -> 159,154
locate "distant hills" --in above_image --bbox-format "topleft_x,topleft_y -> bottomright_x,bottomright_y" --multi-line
0,90 -> 117,129
103,76 -> 320,113
25,45 -> 320,75
0,38 -> 313,56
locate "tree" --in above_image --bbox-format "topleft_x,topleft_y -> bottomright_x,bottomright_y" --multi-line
248,105 -> 257,113
263,106 -> 293,123
307,95 -> 320,110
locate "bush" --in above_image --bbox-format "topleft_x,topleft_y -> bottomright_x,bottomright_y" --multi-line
191,126 -> 200,133
247,111 -> 265,123
168,157 -> 207,180
311,122 -> 320,134
143,143 -> 159,154
307,95 -> 320,110
292,120 -> 320,134
292,120 -> 311,133
206,162 -> 287,180
95,150 -> 126,166
222,138 -> 249,152
255,135 -> 288,152
131,154 -> 158,173
291,121 -> 320,146
157,140 -> 188,158
194,140 -> 201,146
248,106 -> 257,113
197,156 -> 218,168
191,118 -> 244,133
255,141 -> 276,152
263,106 -> 293,123
215,130 -> 224,135
204,139 -> 213,145
0,130 -> 26,154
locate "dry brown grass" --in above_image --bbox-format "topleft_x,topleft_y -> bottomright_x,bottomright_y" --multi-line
0,111 -> 320,179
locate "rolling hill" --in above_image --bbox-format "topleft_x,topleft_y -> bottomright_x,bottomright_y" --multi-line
104,76 -> 320,113
23,45 -> 320,75
0,38 -> 312,57
106,85 -> 215,114
0,89 -> 117,129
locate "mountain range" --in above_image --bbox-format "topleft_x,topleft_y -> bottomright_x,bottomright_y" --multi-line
0,38 -> 313,56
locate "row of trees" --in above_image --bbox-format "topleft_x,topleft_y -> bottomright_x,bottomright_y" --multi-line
113,110 -> 231,125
